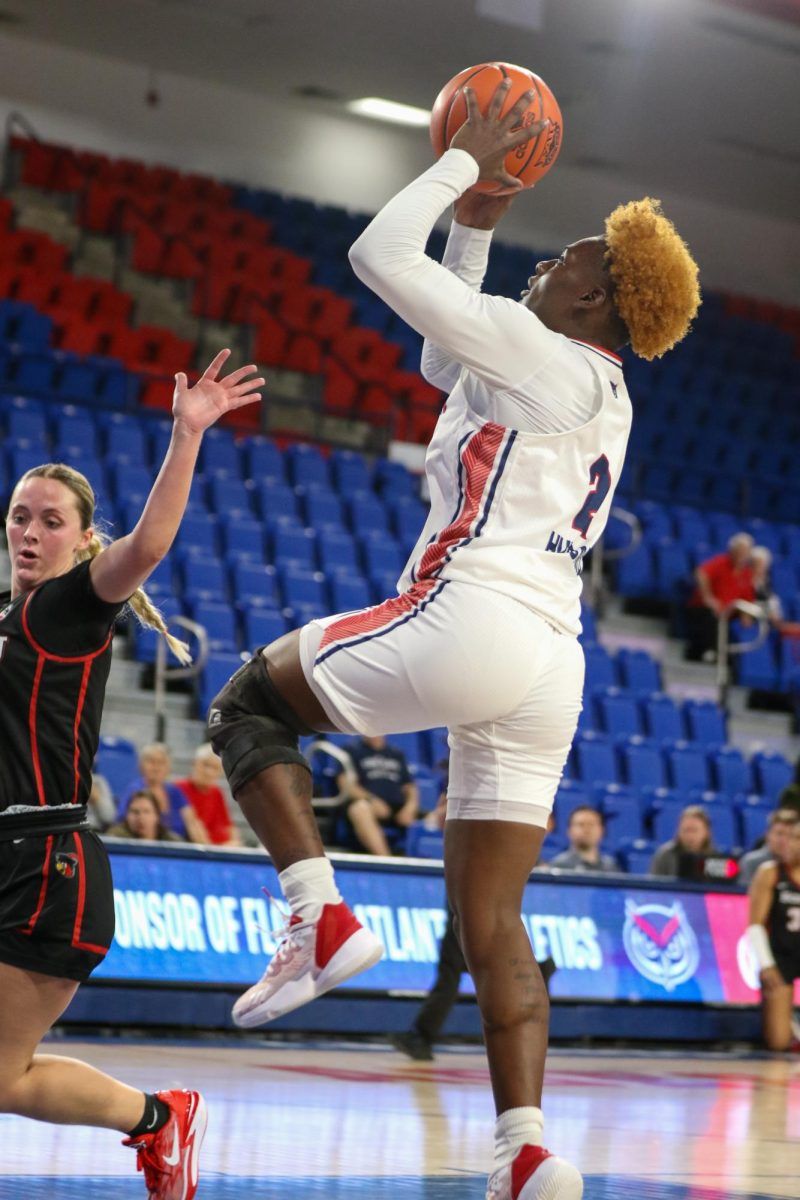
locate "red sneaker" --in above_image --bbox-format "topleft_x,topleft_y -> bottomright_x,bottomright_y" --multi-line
232,900 -> 383,1028
486,1143 -> 583,1200
123,1089 -> 207,1200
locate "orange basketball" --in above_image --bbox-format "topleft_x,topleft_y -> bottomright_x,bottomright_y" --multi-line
430,62 -> 563,195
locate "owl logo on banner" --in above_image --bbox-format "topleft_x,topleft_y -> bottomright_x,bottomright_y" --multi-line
623,899 -> 700,992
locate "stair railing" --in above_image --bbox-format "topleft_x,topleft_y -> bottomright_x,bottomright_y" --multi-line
587,505 -> 642,615
716,599 -> 771,710
153,614 -> 209,743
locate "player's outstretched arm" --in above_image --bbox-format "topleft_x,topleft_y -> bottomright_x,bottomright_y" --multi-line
90,350 -> 263,604
747,863 -> 784,995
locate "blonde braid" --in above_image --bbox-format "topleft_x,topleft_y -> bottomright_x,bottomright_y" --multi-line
20,463 -> 192,666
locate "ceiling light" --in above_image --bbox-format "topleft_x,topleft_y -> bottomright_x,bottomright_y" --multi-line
346,98 -> 431,127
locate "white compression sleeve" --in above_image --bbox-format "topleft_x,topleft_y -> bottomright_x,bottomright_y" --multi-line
747,923 -> 777,971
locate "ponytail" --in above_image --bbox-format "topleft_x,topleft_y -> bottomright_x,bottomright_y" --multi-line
77,530 -> 192,666
19,463 -> 192,666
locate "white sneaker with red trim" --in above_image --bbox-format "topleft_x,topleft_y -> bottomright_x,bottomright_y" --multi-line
232,900 -> 383,1028
486,1144 -> 583,1200
123,1089 -> 206,1200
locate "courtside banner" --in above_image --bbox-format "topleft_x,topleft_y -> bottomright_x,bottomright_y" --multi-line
95,844 -> 777,1003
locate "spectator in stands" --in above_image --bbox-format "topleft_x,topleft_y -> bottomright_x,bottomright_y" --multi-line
87,773 -> 116,831
739,809 -> 799,886
750,546 -> 784,627
777,759 -> 800,816
336,735 -> 419,855
685,533 -> 755,662
119,741 -> 206,842
175,745 -> 242,847
650,805 -> 715,876
549,807 -> 618,873
106,789 -> 184,842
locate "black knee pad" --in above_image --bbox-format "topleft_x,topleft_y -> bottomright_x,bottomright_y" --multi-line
206,650 -> 315,797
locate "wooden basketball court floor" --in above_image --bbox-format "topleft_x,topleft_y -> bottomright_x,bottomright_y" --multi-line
1,1037 -> 798,1199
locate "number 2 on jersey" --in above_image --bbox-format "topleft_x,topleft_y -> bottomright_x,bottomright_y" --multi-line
572,454 -> 611,539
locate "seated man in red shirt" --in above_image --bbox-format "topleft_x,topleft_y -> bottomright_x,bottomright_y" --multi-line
686,532 -> 755,661
175,745 -> 243,847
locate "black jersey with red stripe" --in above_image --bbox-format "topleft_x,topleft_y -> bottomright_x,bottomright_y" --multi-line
0,560 -> 125,824
768,863 -> 800,968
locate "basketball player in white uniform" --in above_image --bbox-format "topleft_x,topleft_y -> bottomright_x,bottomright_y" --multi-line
208,82 -> 700,1200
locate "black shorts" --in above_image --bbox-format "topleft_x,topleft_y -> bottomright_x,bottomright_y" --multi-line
0,829 -> 114,982
775,957 -> 800,987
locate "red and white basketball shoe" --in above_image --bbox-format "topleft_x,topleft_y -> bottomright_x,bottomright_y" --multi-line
123,1089 -> 206,1200
232,900 -> 383,1028
486,1144 -> 583,1200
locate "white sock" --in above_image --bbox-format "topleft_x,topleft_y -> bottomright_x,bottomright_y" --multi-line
279,857 -> 342,921
494,1106 -> 544,1170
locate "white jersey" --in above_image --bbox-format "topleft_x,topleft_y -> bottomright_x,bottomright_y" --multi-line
349,149 -> 632,637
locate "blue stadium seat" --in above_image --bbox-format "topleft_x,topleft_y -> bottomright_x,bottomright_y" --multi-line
614,544 -> 654,598
667,742 -> 711,793
650,795 -> 693,845
180,554 -> 228,601
199,652 -> 246,718
141,557 -> 175,598
174,512 -> 220,558
388,497 -> 428,542
241,606 -> 288,651
642,692 -> 685,741
229,560 -> 280,607
243,436 -> 284,483
572,732 -> 618,785
594,687 -> 643,738
710,746 -> 752,796
384,731 -> 426,769
580,605 -> 597,643
270,526 -> 316,572
208,475 -> 253,515
200,430 -> 241,476
255,481 -> 300,522
688,791 -> 738,851
94,735 -> 139,801
189,601 -> 239,653
221,516 -> 264,560
731,624 -> 780,691
130,595 -> 181,662
552,779 -> 591,832
583,643 -> 617,691
620,736 -> 668,790
411,767 -> 440,813
751,751 -> 793,800
616,648 -> 662,693
14,351 -> 56,395
317,531 -> 360,576
329,449 -> 371,494
103,414 -> 147,463
278,567 -> 327,610
737,798 -> 772,850
404,825 -> 444,860
374,458 -> 417,498
112,464 -> 154,504
598,786 -> 645,843
7,404 -> 48,442
361,536 -> 404,578
301,488 -> 345,530
538,833 -> 570,864
347,495 -> 390,537
285,443 -> 330,488
683,699 -> 727,746
617,839 -> 657,874
654,539 -> 692,595
329,575 -> 372,612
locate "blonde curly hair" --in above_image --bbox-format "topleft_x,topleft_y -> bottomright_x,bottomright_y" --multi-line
605,197 -> 700,361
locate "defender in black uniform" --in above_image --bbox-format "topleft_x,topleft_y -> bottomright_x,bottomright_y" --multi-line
0,349 -> 262,1199
747,820 -> 800,1051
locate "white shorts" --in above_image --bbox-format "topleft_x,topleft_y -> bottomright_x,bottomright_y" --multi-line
298,580 -> 584,828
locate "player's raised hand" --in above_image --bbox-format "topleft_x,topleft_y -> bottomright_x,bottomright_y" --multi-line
172,349 -> 264,434
451,79 -> 549,192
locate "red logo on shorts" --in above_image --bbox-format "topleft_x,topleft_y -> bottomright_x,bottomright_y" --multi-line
55,852 -> 79,879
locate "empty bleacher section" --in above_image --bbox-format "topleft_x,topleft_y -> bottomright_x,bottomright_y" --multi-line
2,128 -> 800,867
